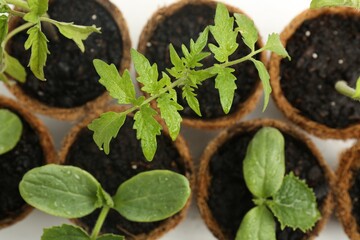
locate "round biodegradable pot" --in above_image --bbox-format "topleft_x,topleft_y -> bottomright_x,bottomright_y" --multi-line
336,141 -> 360,240
138,0 -> 264,129
6,0 -> 131,121
0,96 -> 57,229
197,119 -> 334,240
59,106 -> 194,240
270,7 -> 360,139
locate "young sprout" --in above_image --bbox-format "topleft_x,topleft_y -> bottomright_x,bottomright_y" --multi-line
89,3 -> 290,161
236,127 -> 320,240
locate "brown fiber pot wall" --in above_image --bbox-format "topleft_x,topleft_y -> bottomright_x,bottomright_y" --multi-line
270,7 -> 360,139
0,96 -> 57,229
6,0 -> 131,121
336,141 -> 360,240
59,106 -> 194,240
197,119 -> 335,240
137,0 -> 264,130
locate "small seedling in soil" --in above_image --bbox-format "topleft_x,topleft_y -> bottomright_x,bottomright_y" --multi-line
235,127 -> 320,240
19,165 -> 190,240
0,0 -> 100,82
88,3 -> 290,161
310,0 -> 360,101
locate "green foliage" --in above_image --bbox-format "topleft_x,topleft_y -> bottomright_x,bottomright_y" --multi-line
235,205 -> 276,240
97,234 -> 124,240
182,84 -> 202,116
53,22 -> 101,52
41,224 -> 90,240
267,173 -> 321,231
24,25 -> 49,80
251,59 -> 272,111
133,104 -> 162,161
236,127 -> 320,239
113,170 -> 190,222
209,3 -> 238,62
310,0 -> 360,9
19,165 -> 111,218
211,65 -> 237,114
0,14 -> 8,71
353,77 -> 360,98
4,52 -> 26,82
24,0 -> 48,23
234,13 -> 258,51
88,111 -> 126,155
93,60 -> 135,105
243,127 -> 285,198
265,33 -> 290,60
0,109 -> 23,155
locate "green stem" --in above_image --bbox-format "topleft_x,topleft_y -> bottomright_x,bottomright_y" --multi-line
220,47 -> 265,68
2,22 -> 35,49
335,80 -> 359,100
7,8 -> 26,17
90,206 -> 110,240
5,0 -> 29,11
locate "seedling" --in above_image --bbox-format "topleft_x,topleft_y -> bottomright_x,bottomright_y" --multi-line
19,165 -> 191,240
0,108 -> 22,154
310,0 -> 360,101
0,0 -> 100,82
88,3 -> 290,161
235,127 -> 320,240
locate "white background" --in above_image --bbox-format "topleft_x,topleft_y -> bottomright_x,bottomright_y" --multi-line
0,0 -> 356,239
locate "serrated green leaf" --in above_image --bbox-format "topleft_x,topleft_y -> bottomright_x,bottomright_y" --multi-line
53,22 -> 101,52
265,33 -> 290,60
0,15 -> 8,73
19,165 -> 108,218
41,224 -> 90,240
352,76 -> 360,98
113,170 -> 190,222
24,0 -> 48,23
310,0 -> 359,9
88,111 -> 126,155
250,58 -> 271,111
209,3 -> 238,63
0,0 -> 10,13
234,14 -> 258,52
133,104 -> 162,161
24,25 -> 49,80
97,234 -> 124,240
267,173 -> 321,232
185,27 -> 210,68
235,205 -> 276,240
169,44 -> 183,70
131,49 -> 160,95
182,84 -> 201,116
4,53 -> 26,83
243,127 -> 285,198
157,93 -> 183,140
211,65 -> 237,114
0,109 -> 23,155
93,59 -> 135,104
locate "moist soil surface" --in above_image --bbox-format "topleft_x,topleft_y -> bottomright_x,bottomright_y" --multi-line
208,129 -> 328,240
144,4 -> 260,119
10,0 -> 123,108
280,14 -> 360,129
0,108 -> 44,221
349,169 -> 360,231
65,117 -> 187,238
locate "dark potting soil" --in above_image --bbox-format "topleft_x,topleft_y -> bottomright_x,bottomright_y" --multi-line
349,169 -> 360,231
208,129 -> 328,240
65,117 -> 188,238
0,108 -> 44,220
10,0 -> 123,108
280,14 -> 360,129
144,4 -> 260,119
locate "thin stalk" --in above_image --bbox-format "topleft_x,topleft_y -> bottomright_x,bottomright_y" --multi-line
2,22 -> 35,49
90,206 -> 110,240
220,47 -> 265,68
335,80 -> 359,100
7,8 -> 25,17
5,0 -> 29,11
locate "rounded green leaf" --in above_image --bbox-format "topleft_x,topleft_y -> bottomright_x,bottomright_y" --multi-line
41,224 -> 90,240
19,165 -> 108,218
113,170 -> 191,222
0,109 -> 23,155
235,205 -> 276,240
243,127 -> 285,198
